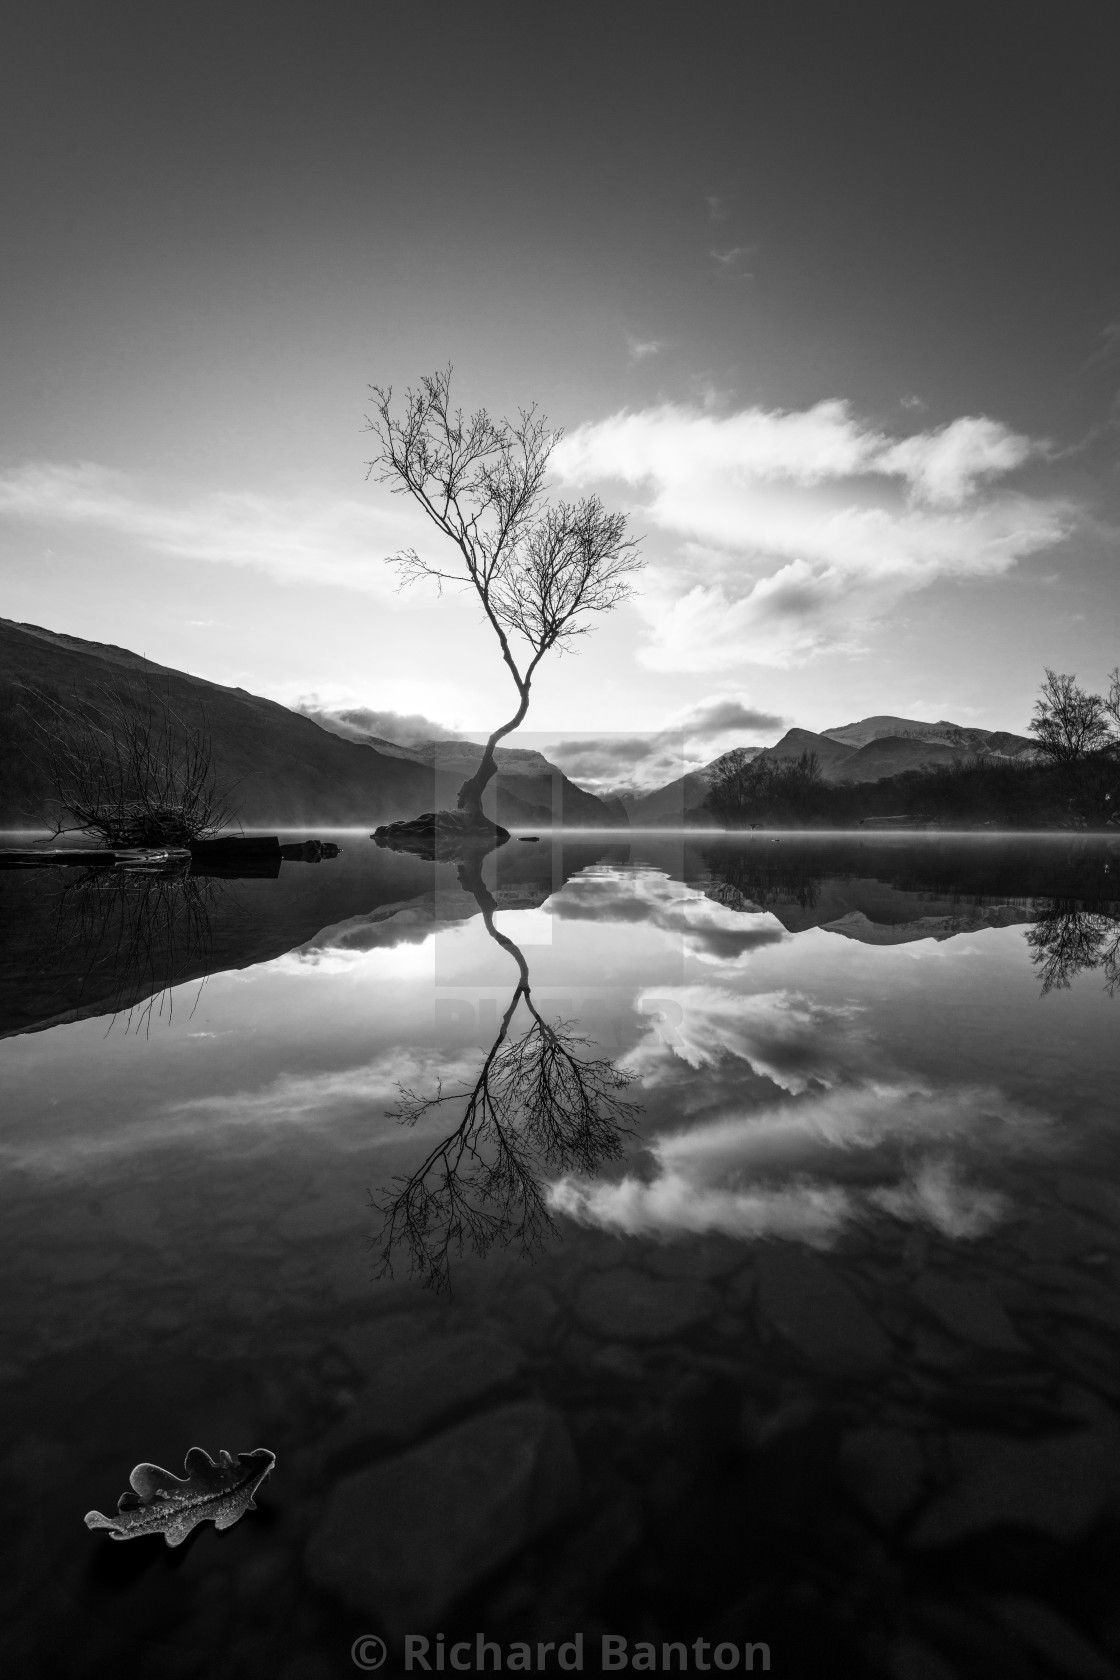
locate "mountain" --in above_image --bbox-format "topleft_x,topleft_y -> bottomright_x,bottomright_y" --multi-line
821,715 -> 1037,758
620,768 -> 722,825
625,714 -> 1040,821
756,727 -> 859,775
0,620 -> 621,831
389,739 -> 628,827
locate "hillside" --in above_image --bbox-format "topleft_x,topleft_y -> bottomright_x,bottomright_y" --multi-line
385,739 -> 627,826
757,727 -> 860,776
627,715 -> 1042,823
0,619 -> 625,832
821,715 -> 1036,758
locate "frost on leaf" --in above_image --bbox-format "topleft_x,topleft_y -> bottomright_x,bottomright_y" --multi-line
84,1446 -> 275,1547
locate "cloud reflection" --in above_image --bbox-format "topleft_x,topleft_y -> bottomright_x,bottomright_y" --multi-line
2,1048 -> 482,1175
624,984 -> 863,1092
551,872 -> 787,963
550,1081 -> 1050,1245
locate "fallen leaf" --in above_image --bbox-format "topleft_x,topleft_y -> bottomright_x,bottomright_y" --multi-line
84,1446 -> 275,1547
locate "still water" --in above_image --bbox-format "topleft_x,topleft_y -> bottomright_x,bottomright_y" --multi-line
1,831 -> 1119,1680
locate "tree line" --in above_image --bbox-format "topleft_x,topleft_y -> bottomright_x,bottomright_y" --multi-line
701,667 -> 1120,830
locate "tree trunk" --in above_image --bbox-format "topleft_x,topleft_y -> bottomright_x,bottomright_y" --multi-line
456,686 -> 530,821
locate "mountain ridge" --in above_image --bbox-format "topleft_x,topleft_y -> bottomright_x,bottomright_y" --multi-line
620,715 -> 1038,823
0,619 -> 624,830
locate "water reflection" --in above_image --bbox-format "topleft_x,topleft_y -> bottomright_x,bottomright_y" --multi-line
373,848 -> 640,1289
44,864 -> 221,1034
1028,903 -> 1120,996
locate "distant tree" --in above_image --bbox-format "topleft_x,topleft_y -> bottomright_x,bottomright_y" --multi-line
1105,667 -> 1120,736
366,369 -> 642,823
703,748 -> 823,826
703,747 -> 761,824
1029,668 -> 1111,764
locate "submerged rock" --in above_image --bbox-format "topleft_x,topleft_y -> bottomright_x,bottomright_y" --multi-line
840,1426 -> 926,1528
322,1331 -> 524,1457
755,1247 -> 892,1375
574,1267 -> 718,1341
910,1407 -> 1120,1546
912,1274 -> 1026,1353
304,1402 -> 578,1633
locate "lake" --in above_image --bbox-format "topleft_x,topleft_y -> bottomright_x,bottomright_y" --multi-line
1,830 -> 1119,1680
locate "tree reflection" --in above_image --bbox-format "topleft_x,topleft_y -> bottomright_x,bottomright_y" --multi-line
49,863 -> 223,1032
702,846 -> 819,913
372,848 -> 640,1290
1027,902 -> 1120,997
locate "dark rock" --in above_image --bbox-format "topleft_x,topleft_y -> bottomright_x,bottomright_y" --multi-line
840,1426 -> 925,1527
755,1247 -> 892,1374
910,1407 -> 1120,1546
574,1267 -> 719,1341
372,810 -> 511,858
887,1635 -> 959,1680
304,1402 -> 579,1634
1017,1211 -> 1112,1263
279,840 -> 329,862
188,835 -> 280,856
321,1330 -> 524,1457
912,1274 -> 1026,1352
988,1595 -> 1119,1680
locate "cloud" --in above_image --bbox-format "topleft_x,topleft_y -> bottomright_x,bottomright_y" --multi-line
555,399 -> 1043,507
553,399 -> 1071,668
683,696 -> 783,735
705,194 -> 731,222
626,335 -> 663,362
1085,322 -> 1120,368
546,695 -> 783,790
549,1080 -> 1050,1246
0,461 -> 425,593
710,245 -> 754,275
297,702 -> 458,748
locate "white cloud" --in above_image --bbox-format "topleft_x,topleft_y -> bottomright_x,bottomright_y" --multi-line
0,461 -> 426,593
546,694 -> 783,791
626,335 -> 663,362
553,399 -> 1071,668
710,246 -> 755,275
297,702 -> 458,748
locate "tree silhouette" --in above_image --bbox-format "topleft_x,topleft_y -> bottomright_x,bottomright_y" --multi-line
371,847 -> 639,1289
1029,669 -> 1112,765
24,671 -> 235,846
366,369 -> 641,822
1027,902 -> 1120,997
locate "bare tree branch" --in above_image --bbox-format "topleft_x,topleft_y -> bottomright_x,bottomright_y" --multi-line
365,368 -> 642,820
370,850 -> 640,1290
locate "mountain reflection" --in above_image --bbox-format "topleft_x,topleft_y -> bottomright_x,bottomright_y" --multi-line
372,849 -> 640,1290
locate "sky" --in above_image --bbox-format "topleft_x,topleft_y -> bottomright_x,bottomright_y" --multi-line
1,3 -> 1118,791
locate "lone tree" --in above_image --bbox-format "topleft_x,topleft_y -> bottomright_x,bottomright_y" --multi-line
366,368 -> 641,824
1029,668 -> 1113,764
